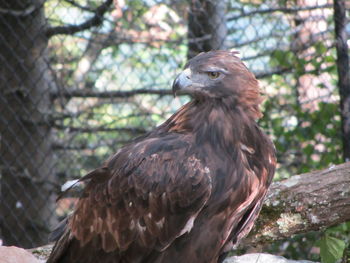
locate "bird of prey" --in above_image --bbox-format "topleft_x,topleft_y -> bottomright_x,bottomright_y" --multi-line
48,50 -> 276,263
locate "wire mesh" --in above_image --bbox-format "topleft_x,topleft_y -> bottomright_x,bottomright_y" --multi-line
0,0 -> 348,259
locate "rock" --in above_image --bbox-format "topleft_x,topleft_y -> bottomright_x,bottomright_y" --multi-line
28,244 -> 54,261
0,246 -> 44,263
224,253 -> 319,263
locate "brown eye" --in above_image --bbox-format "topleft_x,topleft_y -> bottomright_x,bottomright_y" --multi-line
207,71 -> 220,79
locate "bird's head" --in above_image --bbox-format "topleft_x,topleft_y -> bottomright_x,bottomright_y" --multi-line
172,50 -> 263,118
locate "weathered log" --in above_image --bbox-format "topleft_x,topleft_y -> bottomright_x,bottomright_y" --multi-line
242,162 -> 350,246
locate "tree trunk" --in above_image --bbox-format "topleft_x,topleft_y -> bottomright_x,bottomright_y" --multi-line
333,0 -> 350,162
0,0 -> 57,248
187,0 -> 227,59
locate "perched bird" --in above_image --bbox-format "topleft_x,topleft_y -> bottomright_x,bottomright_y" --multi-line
48,50 -> 276,263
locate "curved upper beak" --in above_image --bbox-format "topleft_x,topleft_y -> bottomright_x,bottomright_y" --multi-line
172,68 -> 192,97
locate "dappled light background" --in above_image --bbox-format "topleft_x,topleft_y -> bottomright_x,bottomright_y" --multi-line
0,0 -> 349,261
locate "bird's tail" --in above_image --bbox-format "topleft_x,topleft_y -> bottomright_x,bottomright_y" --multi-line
47,228 -> 71,263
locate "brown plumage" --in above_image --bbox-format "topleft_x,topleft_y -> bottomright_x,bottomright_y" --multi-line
48,50 -> 276,263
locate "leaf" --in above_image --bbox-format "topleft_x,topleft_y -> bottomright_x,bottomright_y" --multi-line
319,235 -> 346,263
326,222 -> 350,233
315,42 -> 328,55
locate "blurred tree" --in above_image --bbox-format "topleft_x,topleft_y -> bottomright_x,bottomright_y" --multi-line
334,0 -> 350,162
0,0 -> 58,247
0,0 -> 114,248
187,0 -> 227,58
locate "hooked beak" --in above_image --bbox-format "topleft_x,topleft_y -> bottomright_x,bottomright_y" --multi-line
172,68 -> 192,97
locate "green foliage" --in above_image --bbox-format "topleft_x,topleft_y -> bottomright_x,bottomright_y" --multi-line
316,222 -> 350,263
261,40 -> 341,179
318,234 -> 346,263
270,50 -> 297,69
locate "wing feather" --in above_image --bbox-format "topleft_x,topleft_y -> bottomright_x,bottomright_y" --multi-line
68,135 -> 212,253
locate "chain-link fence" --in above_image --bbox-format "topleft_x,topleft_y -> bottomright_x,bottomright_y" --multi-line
0,0 -> 349,259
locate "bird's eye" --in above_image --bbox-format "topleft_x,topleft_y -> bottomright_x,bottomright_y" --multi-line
207,72 -> 220,79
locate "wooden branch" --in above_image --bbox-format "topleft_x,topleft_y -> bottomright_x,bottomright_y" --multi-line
45,0 -> 113,38
227,4 -> 332,21
52,140 -> 131,150
241,31 -> 333,61
229,28 -> 331,47
53,124 -> 147,134
241,162 -> 350,247
64,0 -> 95,12
0,4 -> 37,17
255,68 -> 292,79
51,88 -> 173,99
77,31 -> 211,48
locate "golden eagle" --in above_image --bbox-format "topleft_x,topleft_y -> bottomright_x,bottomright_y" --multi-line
48,50 -> 276,263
